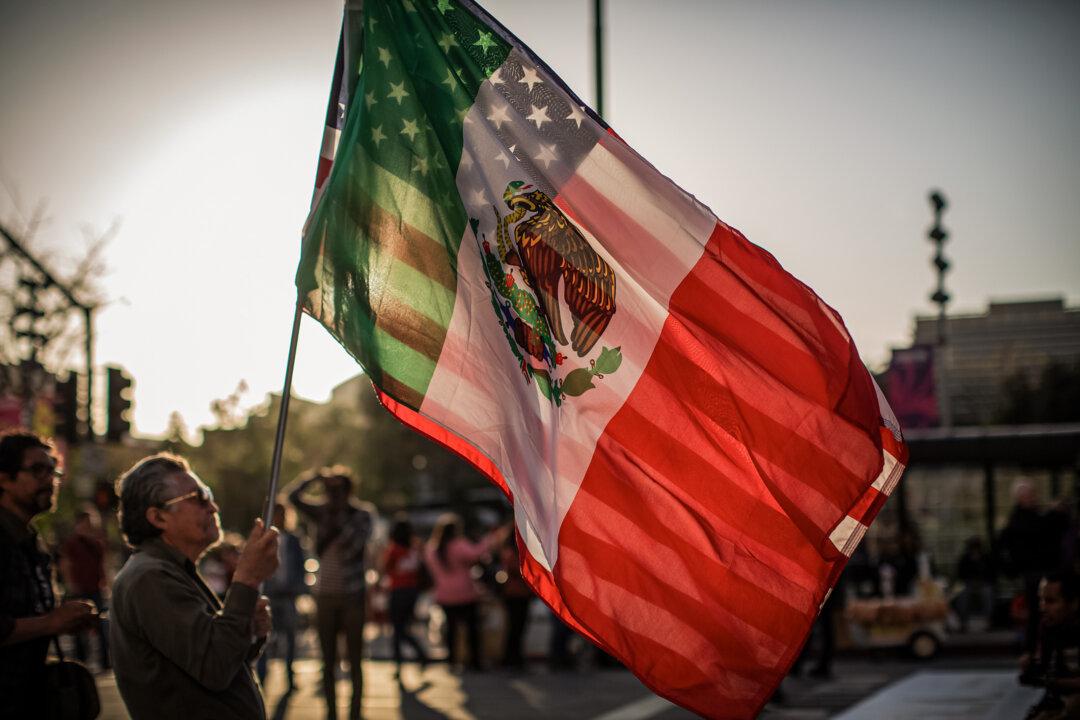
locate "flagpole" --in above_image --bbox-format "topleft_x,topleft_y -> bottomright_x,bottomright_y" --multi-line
593,0 -> 605,119
264,297 -> 304,527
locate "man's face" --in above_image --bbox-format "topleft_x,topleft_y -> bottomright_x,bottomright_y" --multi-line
1,446 -> 61,519
157,472 -> 221,555
1039,580 -> 1078,628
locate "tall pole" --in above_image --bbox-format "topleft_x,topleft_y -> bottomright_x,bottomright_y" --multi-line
928,190 -> 951,428
264,299 -> 304,527
83,306 -> 94,441
593,0 -> 605,119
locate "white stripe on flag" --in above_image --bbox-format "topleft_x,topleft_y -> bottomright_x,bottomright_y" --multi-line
872,450 -> 902,494
829,514 -> 868,557
320,125 -> 341,161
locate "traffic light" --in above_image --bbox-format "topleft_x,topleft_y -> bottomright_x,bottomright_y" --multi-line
54,374 -> 80,444
106,366 -> 133,442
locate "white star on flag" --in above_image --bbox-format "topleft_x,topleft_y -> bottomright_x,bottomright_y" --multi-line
519,66 -> 542,91
533,143 -> 558,168
437,32 -> 457,53
378,47 -> 392,68
371,125 -> 386,147
565,103 -> 586,129
486,102 -> 511,129
412,157 -> 429,176
388,81 -> 409,105
364,91 -> 376,109
526,104 -> 551,129
400,118 -> 420,141
495,150 -> 510,169
470,187 -> 488,208
442,69 -> 458,92
473,30 -> 497,53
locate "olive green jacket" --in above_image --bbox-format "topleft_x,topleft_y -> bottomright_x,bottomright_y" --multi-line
110,538 -> 266,720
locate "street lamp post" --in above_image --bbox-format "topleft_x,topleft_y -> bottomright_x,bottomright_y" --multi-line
928,190 -> 951,428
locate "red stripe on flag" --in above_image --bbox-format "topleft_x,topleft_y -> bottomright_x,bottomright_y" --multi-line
593,385 -> 828,586
566,481 -> 803,655
315,155 -> 334,191
847,487 -> 885,527
558,544 -> 767,700
881,426 -> 908,466
716,224 -> 882,436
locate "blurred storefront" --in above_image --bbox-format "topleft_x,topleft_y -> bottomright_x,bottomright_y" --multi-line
868,297 -> 1080,618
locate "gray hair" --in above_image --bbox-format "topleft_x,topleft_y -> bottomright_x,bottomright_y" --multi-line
115,453 -> 189,546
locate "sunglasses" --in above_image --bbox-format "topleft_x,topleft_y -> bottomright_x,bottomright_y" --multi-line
20,462 -> 63,481
160,485 -> 215,508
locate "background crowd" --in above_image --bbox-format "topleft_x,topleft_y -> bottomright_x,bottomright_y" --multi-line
3,426 -> 1078,719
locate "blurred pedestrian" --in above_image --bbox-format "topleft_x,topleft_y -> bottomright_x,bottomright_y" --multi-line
0,430 -> 97,718
548,613 -> 577,671
955,536 -> 995,633
494,521 -> 532,670
256,502 -> 306,692
1000,480 -> 1064,651
791,572 -> 846,679
425,513 -> 492,671
1019,571 -> 1080,719
286,466 -> 375,720
878,526 -> 922,597
59,508 -> 111,670
381,513 -> 429,678
110,453 -> 278,720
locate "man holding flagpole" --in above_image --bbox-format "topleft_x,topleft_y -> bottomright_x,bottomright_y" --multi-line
110,453 -> 279,720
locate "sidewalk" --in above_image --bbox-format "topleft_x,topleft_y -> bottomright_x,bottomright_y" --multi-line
91,626 -> 1026,719
95,659 -> 701,720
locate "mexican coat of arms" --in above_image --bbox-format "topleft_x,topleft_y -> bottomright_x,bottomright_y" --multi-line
475,180 -> 622,405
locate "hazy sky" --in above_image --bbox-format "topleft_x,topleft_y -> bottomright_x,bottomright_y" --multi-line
2,0 -> 1078,436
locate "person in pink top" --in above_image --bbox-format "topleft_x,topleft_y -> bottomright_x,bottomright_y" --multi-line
424,514 -> 492,671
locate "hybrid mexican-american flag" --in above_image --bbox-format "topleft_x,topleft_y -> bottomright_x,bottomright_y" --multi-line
297,1 -> 907,717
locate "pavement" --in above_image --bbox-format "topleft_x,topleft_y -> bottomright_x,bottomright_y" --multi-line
88,624 -> 1040,719
93,654 -> 1042,720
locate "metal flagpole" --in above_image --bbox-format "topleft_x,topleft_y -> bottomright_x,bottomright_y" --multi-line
263,298 -> 304,527
261,12 -> 349,527
594,0 -> 605,119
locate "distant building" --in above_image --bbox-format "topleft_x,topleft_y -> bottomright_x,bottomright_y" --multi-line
872,298 -> 1080,582
886,297 -> 1080,427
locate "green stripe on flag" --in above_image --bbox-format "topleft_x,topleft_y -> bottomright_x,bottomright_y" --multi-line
298,0 -> 511,409
379,260 -> 456,328
370,325 -> 437,390
362,195 -> 457,292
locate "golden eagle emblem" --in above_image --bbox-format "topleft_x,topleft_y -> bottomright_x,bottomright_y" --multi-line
475,180 -> 622,405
